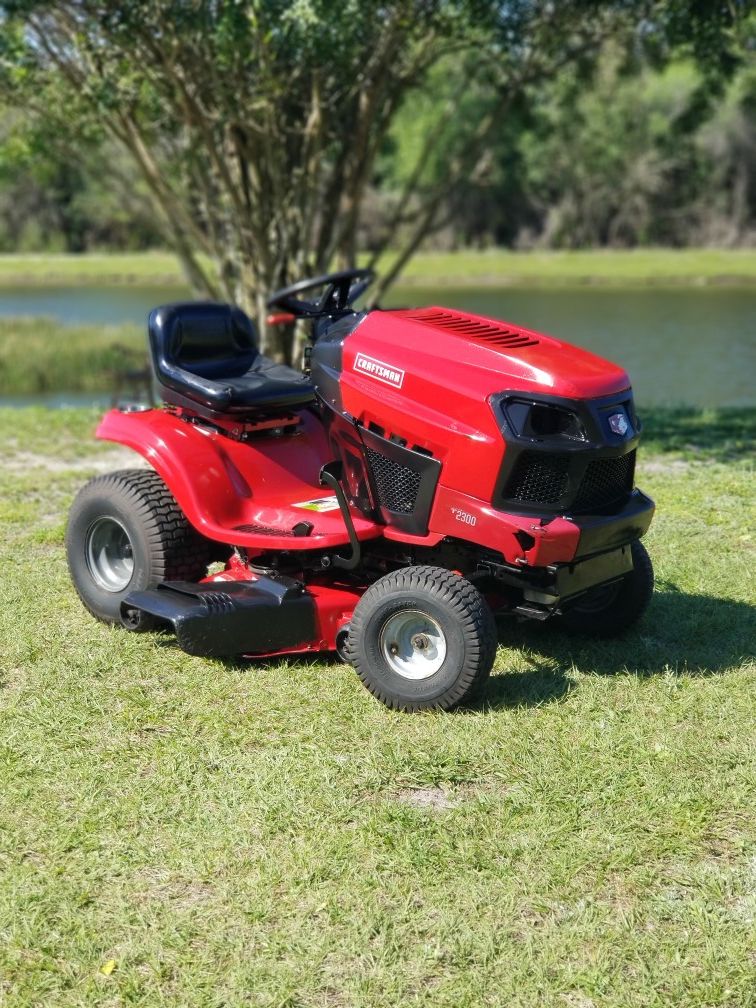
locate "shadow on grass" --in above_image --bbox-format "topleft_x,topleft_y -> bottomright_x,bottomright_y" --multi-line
480,586 -> 755,710
640,407 -> 756,462
151,585 -> 753,713
481,661 -> 574,709
207,648 -> 344,675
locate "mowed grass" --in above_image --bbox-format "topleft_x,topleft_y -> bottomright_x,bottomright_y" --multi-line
0,407 -> 754,1007
0,248 -> 754,288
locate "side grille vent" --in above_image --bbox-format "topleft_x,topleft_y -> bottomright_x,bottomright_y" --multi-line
365,446 -> 422,513
396,307 -> 539,350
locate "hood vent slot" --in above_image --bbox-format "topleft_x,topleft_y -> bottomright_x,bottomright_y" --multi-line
395,307 -> 539,350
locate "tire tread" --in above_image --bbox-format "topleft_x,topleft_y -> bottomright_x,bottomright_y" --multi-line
347,565 -> 497,712
66,468 -> 213,624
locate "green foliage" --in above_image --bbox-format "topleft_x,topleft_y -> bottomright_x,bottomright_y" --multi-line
0,82 -> 162,253
514,48 -> 756,247
383,40 -> 755,251
1,0 -> 502,340
0,1 -> 750,313
520,51 -> 705,246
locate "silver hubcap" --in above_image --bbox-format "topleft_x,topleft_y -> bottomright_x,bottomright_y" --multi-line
85,516 -> 134,592
379,610 -> 447,680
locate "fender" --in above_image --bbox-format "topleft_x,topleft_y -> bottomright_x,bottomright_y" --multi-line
96,408 -> 382,550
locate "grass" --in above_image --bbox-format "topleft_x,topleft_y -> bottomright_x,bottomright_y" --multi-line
0,252 -> 185,287
640,407 -> 756,461
0,248 -> 754,289
0,317 -> 143,396
0,406 -> 754,1006
387,248 -> 756,288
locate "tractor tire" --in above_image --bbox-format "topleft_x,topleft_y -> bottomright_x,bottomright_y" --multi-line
346,565 -> 497,712
66,468 -> 213,629
557,539 -> 654,637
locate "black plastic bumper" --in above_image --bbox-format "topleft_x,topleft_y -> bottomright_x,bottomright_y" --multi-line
121,575 -> 316,657
479,489 -> 654,615
571,490 -> 655,559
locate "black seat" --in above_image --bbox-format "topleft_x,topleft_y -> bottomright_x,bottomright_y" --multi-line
148,301 -> 315,418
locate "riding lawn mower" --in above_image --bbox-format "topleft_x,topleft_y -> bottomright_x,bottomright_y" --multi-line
66,268 -> 655,711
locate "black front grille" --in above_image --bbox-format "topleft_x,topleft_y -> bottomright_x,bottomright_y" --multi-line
503,449 -> 636,511
505,451 -> 570,504
573,452 -> 635,511
365,446 -> 422,513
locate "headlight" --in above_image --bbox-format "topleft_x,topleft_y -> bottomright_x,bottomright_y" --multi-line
501,398 -> 586,442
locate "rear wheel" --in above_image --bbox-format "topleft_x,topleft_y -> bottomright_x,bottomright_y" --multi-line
66,469 -> 213,628
557,539 -> 654,636
346,566 -> 497,712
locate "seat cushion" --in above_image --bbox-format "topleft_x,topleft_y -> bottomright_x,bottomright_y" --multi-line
192,354 -> 315,412
149,301 -> 315,417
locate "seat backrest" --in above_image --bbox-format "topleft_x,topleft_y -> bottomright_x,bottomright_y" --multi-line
149,302 -> 259,382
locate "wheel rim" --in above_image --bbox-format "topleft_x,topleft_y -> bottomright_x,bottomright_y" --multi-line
379,609 -> 447,680
85,516 -> 134,592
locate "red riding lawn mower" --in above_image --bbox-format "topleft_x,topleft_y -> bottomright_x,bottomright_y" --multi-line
66,268 -> 655,712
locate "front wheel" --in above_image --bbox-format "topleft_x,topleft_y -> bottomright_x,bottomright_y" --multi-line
66,469 -> 213,628
557,539 -> 654,637
346,566 -> 497,712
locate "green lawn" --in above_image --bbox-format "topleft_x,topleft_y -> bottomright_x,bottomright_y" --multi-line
0,408 -> 754,1007
0,248 -> 754,288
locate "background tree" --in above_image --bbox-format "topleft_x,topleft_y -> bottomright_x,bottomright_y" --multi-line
0,1 -> 747,358
380,8 -> 753,253
0,102 -> 162,252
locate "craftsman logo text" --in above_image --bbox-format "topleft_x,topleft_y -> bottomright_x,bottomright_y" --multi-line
353,352 -> 405,389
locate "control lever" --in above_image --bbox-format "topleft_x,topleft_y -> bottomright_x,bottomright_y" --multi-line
319,461 -> 361,571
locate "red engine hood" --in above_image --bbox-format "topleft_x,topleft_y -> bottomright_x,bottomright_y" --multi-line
336,306 -> 634,506
372,307 -> 630,400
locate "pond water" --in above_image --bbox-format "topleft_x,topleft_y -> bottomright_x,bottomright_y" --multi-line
0,284 -> 188,326
0,283 -> 753,408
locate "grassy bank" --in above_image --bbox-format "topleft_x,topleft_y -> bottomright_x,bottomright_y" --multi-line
0,407 -> 754,1007
0,248 -> 754,288
393,248 -> 756,288
0,318 -> 143,395
0,252 -> 184,287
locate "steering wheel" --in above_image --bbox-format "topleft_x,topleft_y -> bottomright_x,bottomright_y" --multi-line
266,268 -> 374,319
